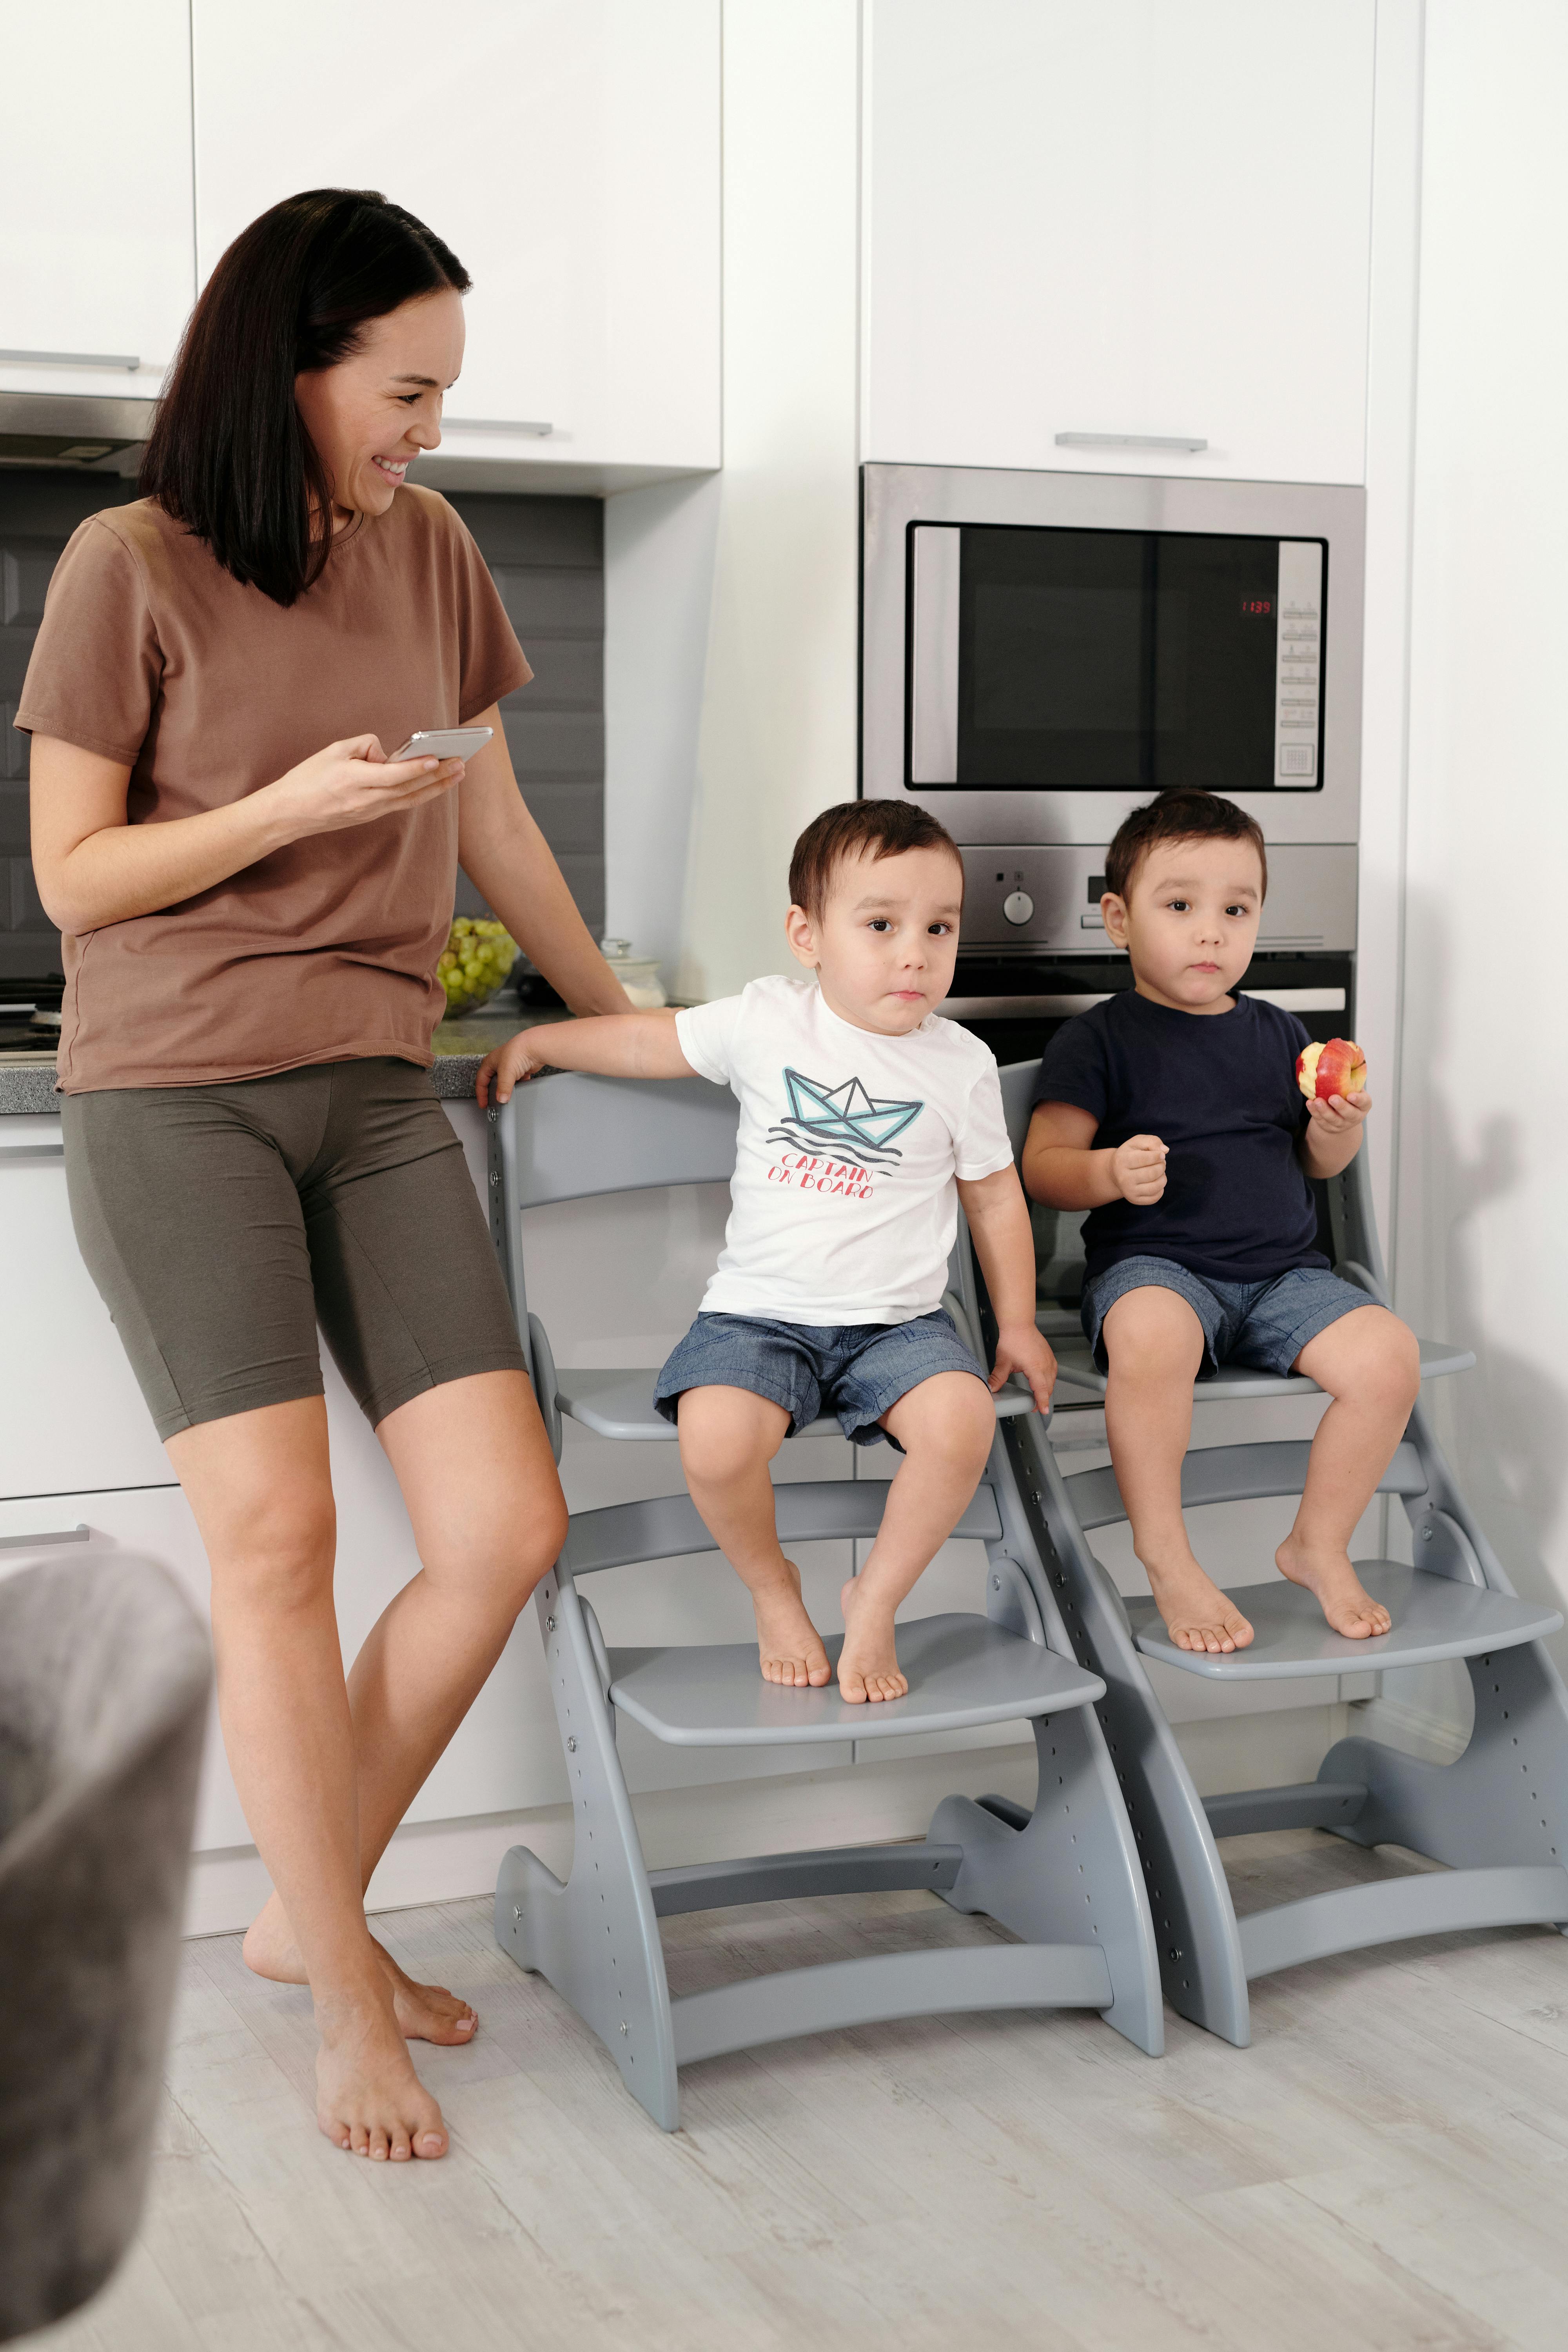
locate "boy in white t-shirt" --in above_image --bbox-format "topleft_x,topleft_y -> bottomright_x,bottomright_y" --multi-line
478,802 -> 1057,1703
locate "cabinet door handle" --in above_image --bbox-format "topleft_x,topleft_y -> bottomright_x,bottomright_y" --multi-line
0,1524 -> 89,1549
443,416 -> 554,437
0,1140 -> 64,1159
1055,431 -> 1208,453
0,347 -> 142,372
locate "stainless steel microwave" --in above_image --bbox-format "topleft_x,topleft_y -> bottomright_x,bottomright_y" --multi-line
861,464 -> 1365,858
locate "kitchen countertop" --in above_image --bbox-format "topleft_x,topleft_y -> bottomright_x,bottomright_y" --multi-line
0,1001 -> 572,1118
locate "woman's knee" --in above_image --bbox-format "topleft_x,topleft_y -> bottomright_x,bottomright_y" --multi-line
207,1490 -> 339,1616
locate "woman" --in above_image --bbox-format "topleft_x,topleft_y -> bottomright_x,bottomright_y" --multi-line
19,189 -> 628,2163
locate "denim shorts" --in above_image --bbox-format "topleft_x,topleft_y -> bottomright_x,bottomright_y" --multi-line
1081,1255 -> 1374,1379
653,1308 -> 988,1446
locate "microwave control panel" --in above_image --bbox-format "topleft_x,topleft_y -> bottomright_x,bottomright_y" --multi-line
958,844 -> 1357,954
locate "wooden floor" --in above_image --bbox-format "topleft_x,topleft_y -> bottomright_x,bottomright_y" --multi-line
44,1830 -> 1568,2352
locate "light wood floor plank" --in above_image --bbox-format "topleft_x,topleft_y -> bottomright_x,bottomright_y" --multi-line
36,1830 -> 1568,2352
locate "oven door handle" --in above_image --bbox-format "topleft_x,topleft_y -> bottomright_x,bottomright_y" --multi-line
909,524 -> 961,786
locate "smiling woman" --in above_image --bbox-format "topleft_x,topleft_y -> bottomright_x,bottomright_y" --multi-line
14,189 -> 632,2169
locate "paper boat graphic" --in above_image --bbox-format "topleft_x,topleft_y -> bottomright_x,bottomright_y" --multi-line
773,1067 -> 924,1158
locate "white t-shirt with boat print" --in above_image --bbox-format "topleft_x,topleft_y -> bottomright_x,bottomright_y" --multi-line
674,975 -> 1014,1325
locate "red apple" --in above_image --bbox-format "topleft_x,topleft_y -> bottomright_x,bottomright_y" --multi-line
1297,1036 -> 1368,1102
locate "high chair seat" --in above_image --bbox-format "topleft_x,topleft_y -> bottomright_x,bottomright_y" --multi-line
608,1612 -> 1105,1746
554,1363 -> 1035,1444
1045,1328 -> 1475,1402
1123,1563 -> 1562,1680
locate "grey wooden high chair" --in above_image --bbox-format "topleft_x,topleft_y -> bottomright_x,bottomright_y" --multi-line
994,1060 -> 1568,2045
484,1070 -> 1164,2128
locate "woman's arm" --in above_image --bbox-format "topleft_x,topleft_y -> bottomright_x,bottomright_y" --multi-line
456,708 -> 631,1016
477,1011 -> 693,1104
955,1165 -> 1057,1413
1022,1101 -> 1169,1209
30,733 -> 465,933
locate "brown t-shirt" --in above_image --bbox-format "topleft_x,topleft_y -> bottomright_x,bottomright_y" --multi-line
15,485 -> 530,1092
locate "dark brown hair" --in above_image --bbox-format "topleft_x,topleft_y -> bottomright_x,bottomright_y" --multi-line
789,800 -> 963,922
1104,789 -> 1269,904
142,188 -> 470,608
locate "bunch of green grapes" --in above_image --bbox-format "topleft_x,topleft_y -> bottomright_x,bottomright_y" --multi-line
437,918 -> 519,1015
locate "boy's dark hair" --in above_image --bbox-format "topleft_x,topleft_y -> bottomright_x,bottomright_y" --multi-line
789,800 -> 963,922
142,188 -> 470,608
1104,789 -> 1269,903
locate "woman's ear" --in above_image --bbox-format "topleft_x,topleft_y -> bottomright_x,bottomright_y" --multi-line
1101,891 -> 1130,948
784,903 -> 820,968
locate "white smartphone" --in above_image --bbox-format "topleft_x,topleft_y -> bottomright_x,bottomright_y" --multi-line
391,726 -> 494,762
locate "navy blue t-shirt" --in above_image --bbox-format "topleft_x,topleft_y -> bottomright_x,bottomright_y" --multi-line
1031,990 -> 1324,1284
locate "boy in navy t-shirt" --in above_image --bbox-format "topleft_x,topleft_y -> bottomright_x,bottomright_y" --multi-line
1023,789 -> 1421,1656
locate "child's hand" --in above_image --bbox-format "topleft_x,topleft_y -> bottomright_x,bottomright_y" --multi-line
991,1321 -> 1058,1417
1112,1133 -> 1168,1205
1305,1088 -> 1371,1139
476,1030 -> 553,1105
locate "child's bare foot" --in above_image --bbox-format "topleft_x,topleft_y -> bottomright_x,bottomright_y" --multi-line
315,1985 -> 448,2161
751,1557 -> 832,1686
1140,1547 -> 1255,1654
1276,1534 -> 1392,1639
245,1898 -> 477,2045
837,1576 -> 909,1702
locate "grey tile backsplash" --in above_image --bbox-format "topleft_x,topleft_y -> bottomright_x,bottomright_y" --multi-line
0,472 -> 605,983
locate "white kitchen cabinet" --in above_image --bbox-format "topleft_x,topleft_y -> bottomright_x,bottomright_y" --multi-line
190,0 -> 720,474
0,1118 -> 175,1498
0,1 -> 194,402
863,0 -> 1376,483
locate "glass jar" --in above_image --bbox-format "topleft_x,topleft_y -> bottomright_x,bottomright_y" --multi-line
599,938 -> 668,1009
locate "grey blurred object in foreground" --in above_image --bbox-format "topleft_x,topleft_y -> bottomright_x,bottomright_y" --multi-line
0,1552 -> 210,2341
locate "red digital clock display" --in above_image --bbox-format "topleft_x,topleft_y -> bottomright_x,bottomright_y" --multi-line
1240,597 -> 1274,616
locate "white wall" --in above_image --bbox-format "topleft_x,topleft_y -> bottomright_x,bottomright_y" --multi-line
602,0 -> 863,1002
1394,0 -> 1568,1650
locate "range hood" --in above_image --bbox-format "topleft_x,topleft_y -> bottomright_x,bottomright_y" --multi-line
0,387 -> 155,468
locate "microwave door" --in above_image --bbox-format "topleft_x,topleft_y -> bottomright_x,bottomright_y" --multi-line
909,524 -> 960,785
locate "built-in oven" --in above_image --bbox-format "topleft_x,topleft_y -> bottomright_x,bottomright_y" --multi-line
860,461 -> 1365,1306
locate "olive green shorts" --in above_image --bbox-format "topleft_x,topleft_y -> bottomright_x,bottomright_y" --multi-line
62,1059 -> 527,1441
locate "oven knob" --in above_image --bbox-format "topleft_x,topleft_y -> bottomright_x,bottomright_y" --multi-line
1002,890 -> 1034,927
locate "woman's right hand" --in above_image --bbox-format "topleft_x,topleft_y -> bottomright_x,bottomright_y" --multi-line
265,735 -> 466,840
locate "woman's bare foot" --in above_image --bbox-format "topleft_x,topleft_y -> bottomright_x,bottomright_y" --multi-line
1140,1547 -> 1255,1654
751,1557 -> 832,1686
316,1985 -> 448,2161
1276,1533 -> 1392,1639
837,1576 -> 909,1702
244,1897 -> 477,2045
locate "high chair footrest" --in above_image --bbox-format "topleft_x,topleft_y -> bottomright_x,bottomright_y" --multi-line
1047,1332 -> 1475,1402
608,1612 -> 1104,1745
669,1940 -> 1114,2065
1126,1561 -> 1563,1680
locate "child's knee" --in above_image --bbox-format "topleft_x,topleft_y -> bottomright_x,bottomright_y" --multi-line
677,1385 -> 788,1481
1372,1313 -> 1423,1405
889,1372 -> 993,1468
1103,1287 -> 1206,1379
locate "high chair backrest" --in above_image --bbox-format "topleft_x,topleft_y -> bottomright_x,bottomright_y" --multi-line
506,1069 -> 740,1209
